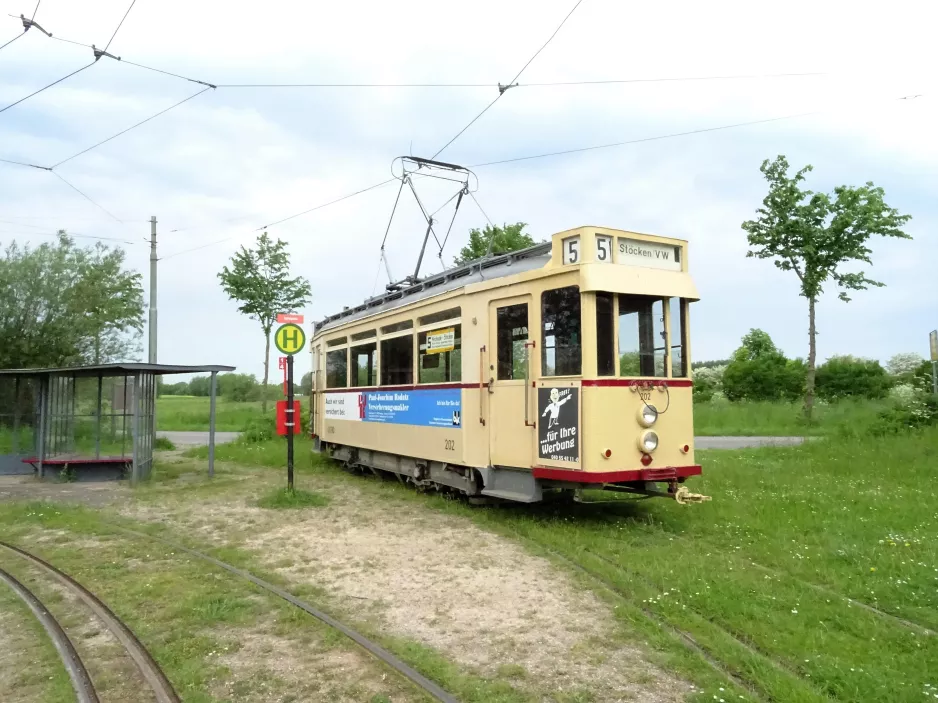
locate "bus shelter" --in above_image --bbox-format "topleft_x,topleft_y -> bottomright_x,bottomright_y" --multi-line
0,363 -> 234,482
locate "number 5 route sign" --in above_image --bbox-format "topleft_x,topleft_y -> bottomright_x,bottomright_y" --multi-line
275,323 -> 306,355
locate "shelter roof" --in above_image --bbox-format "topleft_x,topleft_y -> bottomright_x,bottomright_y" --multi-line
0,363 -> 235,378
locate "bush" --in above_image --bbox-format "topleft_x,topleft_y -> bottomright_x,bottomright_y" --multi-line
154,437 -> 176,451
869,395 -> 938,435
815,355 -> 889,401
216,373 -> 257,402
241,415 -> 277,443
723,356 -> 803,401
692,364 -> 726,402
722,329 -> 804,402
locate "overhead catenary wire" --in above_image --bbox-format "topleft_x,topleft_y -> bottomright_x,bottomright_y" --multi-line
432,0 -> 585,159
0,61 -> 96,115
53,85 -> 213,168
0,32 -> 24,52
104,0 -> 136,53
0,228 -> 136,244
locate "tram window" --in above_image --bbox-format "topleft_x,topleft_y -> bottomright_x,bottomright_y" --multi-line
618,295 -> 667,377
326,349 -> 348,388
496,305 -> 528,380
418,325 -> 462,383
381,320 -> 413,334
419,307 -> 461,326
595,292 -> 615,376
350,342 -> 377,387
670,297 -> 687,377
542,286 -> 581,377
326,336 -> 347,348
351,329 -> 376,341
381,335 -> 413,385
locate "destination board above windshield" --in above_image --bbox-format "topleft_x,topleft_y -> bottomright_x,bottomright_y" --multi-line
561,232 -> 682,271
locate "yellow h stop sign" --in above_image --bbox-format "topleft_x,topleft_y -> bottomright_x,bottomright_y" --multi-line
275,323 -> 306,355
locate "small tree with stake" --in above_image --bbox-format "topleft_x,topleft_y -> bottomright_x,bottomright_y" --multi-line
742,155 -> 911,420
218,232 -> 311,414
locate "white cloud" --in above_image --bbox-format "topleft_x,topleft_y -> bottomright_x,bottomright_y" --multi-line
1,0 -> 936,378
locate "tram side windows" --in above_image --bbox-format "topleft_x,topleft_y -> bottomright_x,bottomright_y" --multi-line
618,295 -> 667,378
381,335 -> 413,385
350,343 -> 377,387
418,325 -> 462,384
542,286 -> 581,377
326,348 -> 348,388
595,292 -> 615,376
496,304 -> 529,380
670,297 -> 688,377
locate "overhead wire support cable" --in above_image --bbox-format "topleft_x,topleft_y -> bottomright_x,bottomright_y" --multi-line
0,61 -> 95,115
470,94 -> 925,167
258,178 -> 395,230
52,171 -> 123,223
104,0 -> 136,52
431,0 -> 585,159
52,85 -> 213,168
160,179 -> 396,261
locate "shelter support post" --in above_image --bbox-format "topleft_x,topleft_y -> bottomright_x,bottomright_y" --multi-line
36,377 -> 47,479
208,371 -> 217,478
12,376 -> 19,456
95,375 -> 102,460
131,373 -> 141,484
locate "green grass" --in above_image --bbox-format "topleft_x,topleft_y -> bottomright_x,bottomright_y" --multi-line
156,396 -> 271,431
257,487 -> 330,509
693,397 -> 889,436
197,426 -> 938,702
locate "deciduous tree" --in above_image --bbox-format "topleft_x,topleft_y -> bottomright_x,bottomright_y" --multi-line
218,232 -> 311,413
742,155 -> 911,419
0,232 -> 143,368
455,223 -> 537,265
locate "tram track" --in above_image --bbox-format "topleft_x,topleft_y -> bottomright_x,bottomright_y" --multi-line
0,565 -> 99,703
113,526 -> 460,703
0,540 -> 180,703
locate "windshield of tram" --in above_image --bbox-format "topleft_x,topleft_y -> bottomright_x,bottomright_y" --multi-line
541,286 -> 688,378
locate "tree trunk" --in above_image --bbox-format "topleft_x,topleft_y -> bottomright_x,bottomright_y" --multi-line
803,296 -> 817,422
262,330 -> 271,415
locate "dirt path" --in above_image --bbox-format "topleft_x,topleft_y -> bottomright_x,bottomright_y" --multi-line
123,463 -> 691,703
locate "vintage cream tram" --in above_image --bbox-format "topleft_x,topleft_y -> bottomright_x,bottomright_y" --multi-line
310,226 -> 709,504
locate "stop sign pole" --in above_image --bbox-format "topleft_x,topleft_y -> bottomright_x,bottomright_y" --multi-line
275,314 -> 307,490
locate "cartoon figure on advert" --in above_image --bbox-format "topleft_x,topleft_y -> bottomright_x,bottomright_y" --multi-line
542,388 -> 570,429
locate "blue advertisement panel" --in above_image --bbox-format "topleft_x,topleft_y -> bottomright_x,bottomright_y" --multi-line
364,388 -> 462,428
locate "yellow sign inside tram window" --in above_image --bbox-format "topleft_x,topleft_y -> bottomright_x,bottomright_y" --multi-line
426,327 -> 455,354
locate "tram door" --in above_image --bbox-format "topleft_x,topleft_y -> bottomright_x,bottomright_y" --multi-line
488,297 -> 536,468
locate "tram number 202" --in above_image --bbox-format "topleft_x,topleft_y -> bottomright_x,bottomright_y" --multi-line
444,439 -> 456,451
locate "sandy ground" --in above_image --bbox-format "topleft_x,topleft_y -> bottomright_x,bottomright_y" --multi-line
124,470 -> 691,703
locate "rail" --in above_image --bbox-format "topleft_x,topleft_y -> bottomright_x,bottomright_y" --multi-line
0,566 -> 99,703
115,527 -> 460,703
0,541 -> 180,702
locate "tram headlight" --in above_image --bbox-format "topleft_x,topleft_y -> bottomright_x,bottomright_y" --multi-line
638,431 -> 659,453
638,404 -> 658,427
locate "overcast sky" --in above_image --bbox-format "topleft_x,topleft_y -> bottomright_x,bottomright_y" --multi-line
1,0 -> 935,380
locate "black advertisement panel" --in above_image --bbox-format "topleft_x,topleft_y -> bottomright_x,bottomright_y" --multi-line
537,387 -> 579,462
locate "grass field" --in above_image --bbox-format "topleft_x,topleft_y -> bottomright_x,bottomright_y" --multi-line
188,427 -> 938,702
155,394 -> 891,437
155,396 -> 274,431
692,398 -> 889,436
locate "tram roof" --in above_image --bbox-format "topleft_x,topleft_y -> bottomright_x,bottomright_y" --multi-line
315,242 -> 553,333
